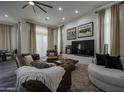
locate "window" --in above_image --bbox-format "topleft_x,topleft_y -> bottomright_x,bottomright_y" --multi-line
104,8 -> 111,54
36,25 -> 48,58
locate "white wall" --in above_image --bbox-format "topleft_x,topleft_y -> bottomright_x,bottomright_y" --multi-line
62,12 -> 99,54
120,4 -> 124,57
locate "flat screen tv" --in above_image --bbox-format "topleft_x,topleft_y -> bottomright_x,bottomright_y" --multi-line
72,40 -> 94,57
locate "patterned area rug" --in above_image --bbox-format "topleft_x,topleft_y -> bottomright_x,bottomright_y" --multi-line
70,63 -> 102,92
0,61 -> 101,92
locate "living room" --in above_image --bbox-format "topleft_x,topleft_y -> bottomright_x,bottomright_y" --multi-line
0,0 -> 124,92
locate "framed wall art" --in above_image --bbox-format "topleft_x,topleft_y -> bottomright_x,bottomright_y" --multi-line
78,22 -> 93,38
67,27 -> 76,40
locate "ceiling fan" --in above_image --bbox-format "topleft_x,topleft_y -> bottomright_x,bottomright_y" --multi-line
22,1 -> 53,13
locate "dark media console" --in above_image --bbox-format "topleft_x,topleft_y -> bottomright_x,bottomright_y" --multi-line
66,40 -> 94,57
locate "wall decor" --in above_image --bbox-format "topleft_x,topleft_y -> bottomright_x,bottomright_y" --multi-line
78,22 -> 93,38
67,27 -> 76,40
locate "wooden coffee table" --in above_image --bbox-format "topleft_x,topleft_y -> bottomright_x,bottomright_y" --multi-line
53,58 -> 78,65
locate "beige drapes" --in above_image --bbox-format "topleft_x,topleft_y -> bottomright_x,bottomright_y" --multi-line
0,24 -> 12,51
16,22 -> 21,54
29,23 -> 36,54
60,25 -> 64,54
110,4 -> 120,56
47,27 -> 54,50
98,9 -> 105,54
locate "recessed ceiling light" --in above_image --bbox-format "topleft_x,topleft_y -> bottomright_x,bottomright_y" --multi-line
45,17 -> 50,21
75,10 -> 79,14
4,14 -> 8,17
28,1 -> 34,6
62,17 -> 65,20
58,7 -> 62,11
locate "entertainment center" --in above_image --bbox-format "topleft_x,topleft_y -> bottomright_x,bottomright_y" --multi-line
64,39 -> 94,64
66,40 -> 94,57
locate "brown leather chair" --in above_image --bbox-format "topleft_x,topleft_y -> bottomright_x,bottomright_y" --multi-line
46,50 -> 58,62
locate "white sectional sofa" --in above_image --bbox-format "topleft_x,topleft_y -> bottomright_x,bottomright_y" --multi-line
88,58 -> 124,92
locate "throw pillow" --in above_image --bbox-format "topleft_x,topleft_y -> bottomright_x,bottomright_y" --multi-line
49,52 -> 55,56
96,53 -> 107,66
105,55 -> 123,71
34,60 -> 44,63
30,62 -> 52,69
24,55 -> 34,66
22,53 -> 30,57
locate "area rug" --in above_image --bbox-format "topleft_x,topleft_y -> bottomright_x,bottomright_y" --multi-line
0,61 -> 17,92
70,63 -> 102,92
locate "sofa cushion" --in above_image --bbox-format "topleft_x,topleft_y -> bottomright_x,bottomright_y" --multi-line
49,52 -> 55,56
96,54 -> 107,66
30,62 -> 52,69
121,57 -> 124,70
105,55 -> 123,71
88,63 -> 124,88
17,55 -> 27,66
24,55 -> 34,66
34,60 -> 44,63
22,53 -> 30,57
32,54 -> 40,60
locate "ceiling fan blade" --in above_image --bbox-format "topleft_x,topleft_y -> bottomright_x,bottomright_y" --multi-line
34,1 -> 53,8
22,4 -> 29,9
32,6 -> 36,14
36,4 -> 47,13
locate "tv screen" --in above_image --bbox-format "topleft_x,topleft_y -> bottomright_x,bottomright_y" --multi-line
72,40 -> 94,57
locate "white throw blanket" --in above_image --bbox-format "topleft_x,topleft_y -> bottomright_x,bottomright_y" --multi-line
16,66 -> 65,92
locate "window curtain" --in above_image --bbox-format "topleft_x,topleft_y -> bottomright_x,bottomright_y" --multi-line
60,25 -> 64,54
57,27 -> 60,54
110,4 -> 120,56
29,23 -> 36,54
53,28 -> 58,50
104,8 -> 111,54
0,24 -> 12,51
98,9 -> 105,54
47,27 -> 54,50
36,25 -> 47,58
16,22 -> 21,54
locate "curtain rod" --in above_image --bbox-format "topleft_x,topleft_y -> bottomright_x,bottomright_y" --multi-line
95,1 -> 123,14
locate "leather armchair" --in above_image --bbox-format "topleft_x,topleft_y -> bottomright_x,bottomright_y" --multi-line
46,50 -> 58,62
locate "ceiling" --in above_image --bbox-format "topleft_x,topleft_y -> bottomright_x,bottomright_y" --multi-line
0,1 -> 111,27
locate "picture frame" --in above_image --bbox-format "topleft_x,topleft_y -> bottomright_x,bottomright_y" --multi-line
78,22 -> 93,38
67,27 -> 76,40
